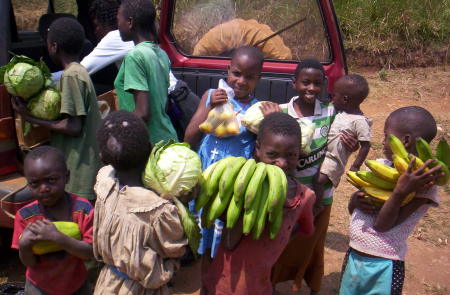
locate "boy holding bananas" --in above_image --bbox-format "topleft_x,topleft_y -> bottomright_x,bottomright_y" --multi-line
339,106 -> 444,295
201,112 -> 316,295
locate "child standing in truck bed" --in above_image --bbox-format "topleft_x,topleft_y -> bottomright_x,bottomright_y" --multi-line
12,17 -> 101,201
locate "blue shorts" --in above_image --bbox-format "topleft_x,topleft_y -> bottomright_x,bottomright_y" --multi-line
339,249 -> 404,295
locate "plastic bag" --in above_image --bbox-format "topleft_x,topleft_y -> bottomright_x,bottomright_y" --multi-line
199,79 -> 241,138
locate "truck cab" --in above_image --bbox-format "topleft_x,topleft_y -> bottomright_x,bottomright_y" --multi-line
0,0 -> 346,241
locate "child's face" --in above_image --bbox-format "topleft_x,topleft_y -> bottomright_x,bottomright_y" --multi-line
227,55 -> 261,100
117,5 -> 132,41
24,157 -> 68,207
255,133 -> 299,175
331,79 -> 351,111
293,68 -> 324,104
46,38 -> 59,66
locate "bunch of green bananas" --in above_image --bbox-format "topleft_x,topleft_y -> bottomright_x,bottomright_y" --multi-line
195,156 -> 287,240
347,135 -> 449,206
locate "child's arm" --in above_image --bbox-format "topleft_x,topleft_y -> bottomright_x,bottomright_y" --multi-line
373,159 -> 443,232
348,191 -> 378,215
27,220 -> 93,260
18,228 -> 39,267
313,172 -> 329,216
184,89 -> 228,149
349,141 -> 371,171
11,98 -> 83,136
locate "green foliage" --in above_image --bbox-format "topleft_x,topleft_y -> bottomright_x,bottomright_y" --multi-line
334,0 -> 450,52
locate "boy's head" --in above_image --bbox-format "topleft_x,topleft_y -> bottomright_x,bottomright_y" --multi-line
383,106 -> 437,159
117,0 -> 158,42
255,112 -> 301,175
47,17 -> 85,63
89,0 -> 120,40
24,146 -> 69,207
293,59 -> 325,105
332,74 -> 369,112
97,110 -> 151,171
227,46 -> 264,100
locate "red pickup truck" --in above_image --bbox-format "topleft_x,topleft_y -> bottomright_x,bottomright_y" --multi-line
0,0 -> 347,245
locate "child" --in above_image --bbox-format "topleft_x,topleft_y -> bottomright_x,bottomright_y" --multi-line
12,146 -> 94,295
12,17 -> 101,200
339,106 -> 443,295
315,74 -> 372,208
201,112 -> 316,295
271,59 -> 357,294
114,0 -> 178,144
93,110 -> 188,294
184,45 -> 264,257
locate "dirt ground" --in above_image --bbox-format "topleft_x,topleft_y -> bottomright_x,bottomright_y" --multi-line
1,66 -> 449,294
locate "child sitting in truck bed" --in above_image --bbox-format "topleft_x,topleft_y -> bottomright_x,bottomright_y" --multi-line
11,17 -> 101,201
12,146 -> 94,295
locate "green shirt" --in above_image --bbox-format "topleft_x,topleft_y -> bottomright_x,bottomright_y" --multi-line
51,62 -> 101,200
114,41 -> 178,144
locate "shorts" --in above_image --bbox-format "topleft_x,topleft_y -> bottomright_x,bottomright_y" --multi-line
339,249 -> 405,295
25,279 -> 91,295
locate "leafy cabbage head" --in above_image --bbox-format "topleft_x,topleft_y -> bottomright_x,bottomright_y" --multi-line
27,87 -> 61,120
4,62 -> 44,99
143,141 -> 202,199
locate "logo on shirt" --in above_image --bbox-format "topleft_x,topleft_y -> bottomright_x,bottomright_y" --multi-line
320,125 -> 329,137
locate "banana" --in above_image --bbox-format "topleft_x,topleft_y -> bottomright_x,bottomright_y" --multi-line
234,159 -> 257,202
365,160 -> 400,182
206,192 -> 223,225
201,199 -> 214,229
226,193 -> 244,228
206,157 -> 233,197
195,161 -> 219,211
266,165 -> 283,213
219,157 -> 246,199
363,186 -> 415,207
392,154 -> 409,174
436,138 -> 450,167
407,154 -> 429,172
356,171 -> 396,190
269,205 -> 283,240
435,159 -> 450,186
416,137 -> 434,162
243,181 -> 263,234
244,162 -> 267,209
251,180 -> 270,240
346,176 -> 360,189
389,135 -> 409,160
347,171 -> 373,188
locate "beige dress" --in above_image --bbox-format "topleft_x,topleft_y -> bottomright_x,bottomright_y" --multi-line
93,165 -> 188,295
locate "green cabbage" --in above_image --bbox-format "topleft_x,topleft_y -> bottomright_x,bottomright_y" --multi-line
142,140 -> 202,199
172,197 -> 201,256
0,55 -> 51,99
27,87 -> 61,120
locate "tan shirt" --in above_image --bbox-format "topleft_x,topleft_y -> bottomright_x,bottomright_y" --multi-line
321,111 -> 372,187
93,166 -> 188,295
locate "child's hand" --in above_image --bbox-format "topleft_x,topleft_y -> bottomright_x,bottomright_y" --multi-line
10,96 -> 29,115
179,184 -> 200,203
27,220 -> 63,243
19,228 -> 38,249
393,158 -> 443,197
260,102 -> 281,116
350,191 -> 378,214
210,89 -> 229,108
349,165 -> 360,172
340,131 -> 359,152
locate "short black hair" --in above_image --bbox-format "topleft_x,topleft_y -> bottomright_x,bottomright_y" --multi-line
25,146 -> 67,171
387,106 -> 437,142
47,17 -> 85,55
97,110 -> 151,170
121,0 -> 157,37
258,112 -> 301,144
294,58 -> 324,79
231,46 -> 264,71
89,0 -> 119,29
338,74 -> 369,102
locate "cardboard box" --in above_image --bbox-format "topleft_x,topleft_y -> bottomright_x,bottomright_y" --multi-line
15,114 -> 50,150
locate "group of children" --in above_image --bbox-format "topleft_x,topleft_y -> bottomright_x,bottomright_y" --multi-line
9,0 -> 444,294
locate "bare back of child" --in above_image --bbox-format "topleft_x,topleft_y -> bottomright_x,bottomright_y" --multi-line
340,106 -> 444,295
12,146 -> 94,295
201,112 -> 316,295
93,110 -> 188,295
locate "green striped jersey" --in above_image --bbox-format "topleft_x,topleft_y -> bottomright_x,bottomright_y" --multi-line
281,96 -> 336,205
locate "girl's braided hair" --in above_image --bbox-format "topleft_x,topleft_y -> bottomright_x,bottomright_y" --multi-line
89,0 -> 120,29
